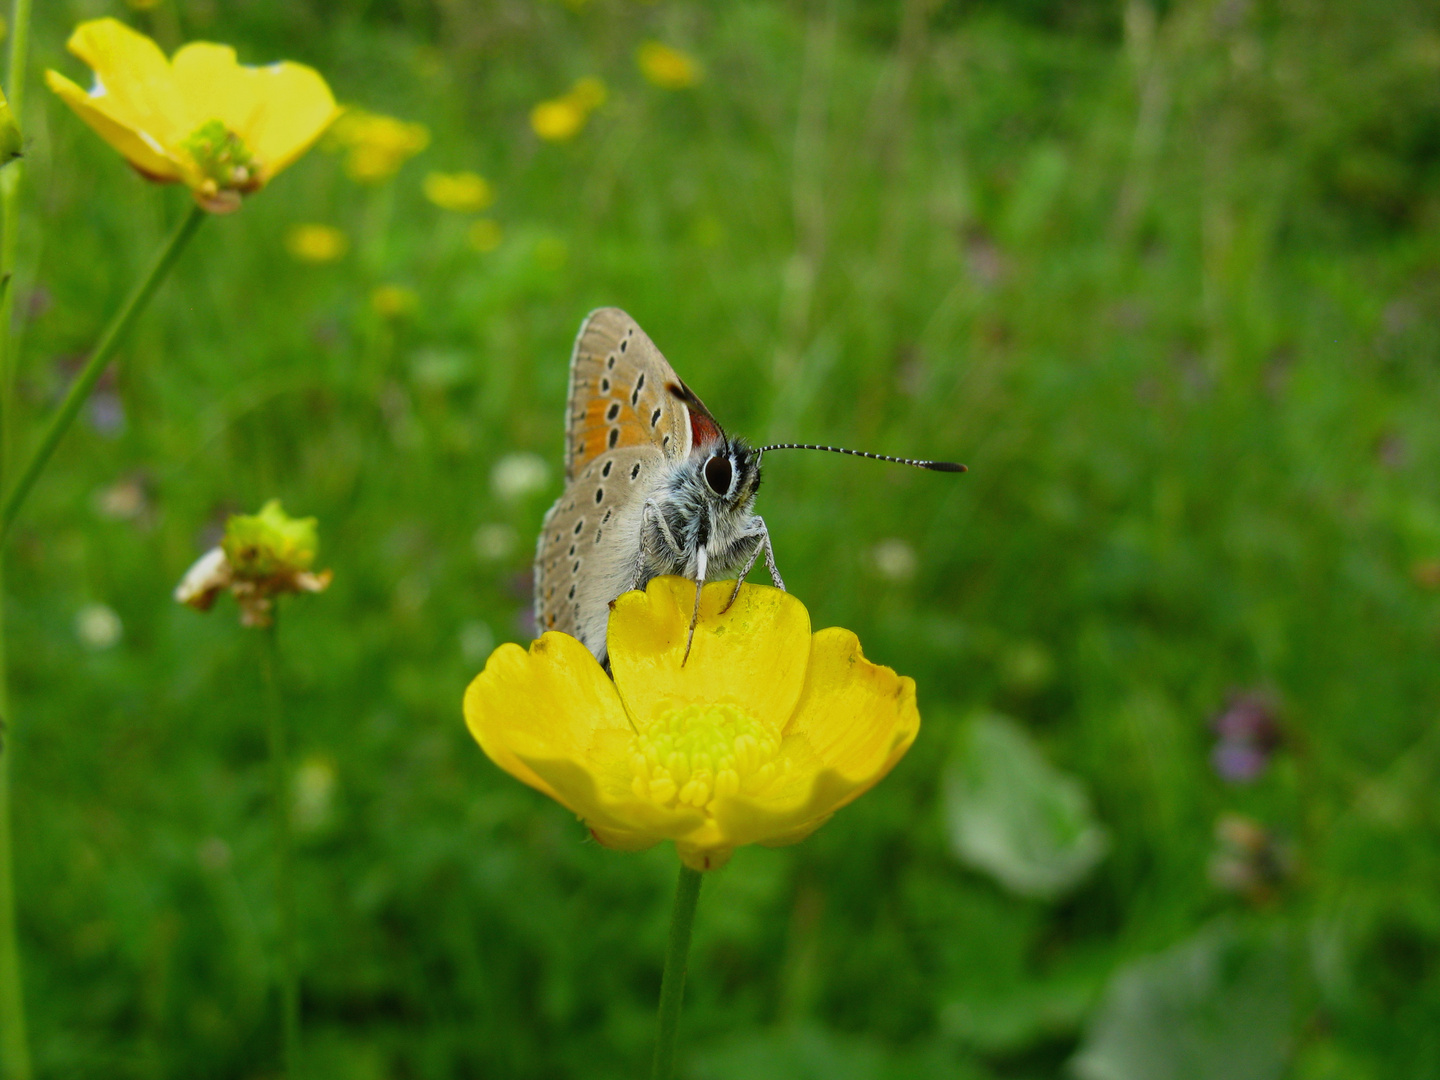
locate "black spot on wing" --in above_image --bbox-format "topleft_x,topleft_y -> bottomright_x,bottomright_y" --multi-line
574,520 -> 584,535
631,463 -> 641,480
606,402 -> 620,421
602,460 -> 613,477
651,407 -> 662,426
608,427 -> 619,448
594,487 -> 605,503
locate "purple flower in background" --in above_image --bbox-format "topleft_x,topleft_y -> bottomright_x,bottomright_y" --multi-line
1210,691 -> 1282,784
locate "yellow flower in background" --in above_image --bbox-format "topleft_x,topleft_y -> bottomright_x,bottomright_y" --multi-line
423,170 -> 493,212
464,577 -> 919,871
45,18 -> 338,213
285,223 -> 347,263
328,107 -> 429,183
370,283 -> 419,318
530,77 -> 607,142
637,41 -> 701,89
467,218 -> 503,252
530,98 -> 586,142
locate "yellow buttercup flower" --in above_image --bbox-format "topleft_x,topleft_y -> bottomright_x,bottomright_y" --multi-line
637,41 -> 701,90
285,223 -> 347,263
423,170 -> 493,212
45,18 -> 338,213
327,107 -> 430,183
530,77 -> 607,142
370,283 -> 419,318
464,577 -> 919,871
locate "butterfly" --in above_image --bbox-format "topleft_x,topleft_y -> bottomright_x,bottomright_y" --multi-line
534,308 -> 965,667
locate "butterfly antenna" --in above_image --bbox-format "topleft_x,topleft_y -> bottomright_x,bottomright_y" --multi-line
755,443 -> 967,472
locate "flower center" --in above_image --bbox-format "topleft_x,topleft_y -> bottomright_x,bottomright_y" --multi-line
182,119 -> 262,193
630,703 -> 786,812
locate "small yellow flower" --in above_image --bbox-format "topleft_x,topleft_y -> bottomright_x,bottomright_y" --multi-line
530,77 -> 607,142
637,41 -> 700,90
370,283 -> 419,318
422,170 -> 493,213
464,577 -> 919,871
467,218 -> 503,252
46,18 -> 338,213
328,107 -> 429,183
530,98 -> 587,142
285,223 -> 347,263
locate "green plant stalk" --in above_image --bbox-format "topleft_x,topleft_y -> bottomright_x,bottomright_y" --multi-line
651,864 -> 703,1080
0,556 -> 26,1080
0,0 -> 36,1074
0,201 -> 205,543
261,617 -> 300,1077
0,0 -> 33,468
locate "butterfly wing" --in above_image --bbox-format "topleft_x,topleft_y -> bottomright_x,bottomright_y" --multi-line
536,308 -> 713,657
563,307 -> 698,479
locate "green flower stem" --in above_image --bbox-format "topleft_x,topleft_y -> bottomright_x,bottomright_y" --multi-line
0,556 -> 27,1080
0,1 -> 36,1075
261,617 -> 300,1078
0,201 -> 206,543
651,864 -> 703,1080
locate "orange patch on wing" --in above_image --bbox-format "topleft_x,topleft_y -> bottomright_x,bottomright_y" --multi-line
571,393 -> 656,471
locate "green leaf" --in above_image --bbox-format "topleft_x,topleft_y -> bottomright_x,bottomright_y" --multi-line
942,712 -> 1109,899
1071,920 -> 1295,1080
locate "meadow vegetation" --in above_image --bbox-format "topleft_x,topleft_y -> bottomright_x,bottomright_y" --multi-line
6,0 -> 1440,1076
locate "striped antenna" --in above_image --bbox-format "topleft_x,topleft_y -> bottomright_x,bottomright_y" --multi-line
755,443 -> 967,472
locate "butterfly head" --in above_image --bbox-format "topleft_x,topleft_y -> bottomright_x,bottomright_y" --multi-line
695,434 -> 761,510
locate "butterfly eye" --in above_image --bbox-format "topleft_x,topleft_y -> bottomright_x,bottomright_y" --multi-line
704,455 -> 733,496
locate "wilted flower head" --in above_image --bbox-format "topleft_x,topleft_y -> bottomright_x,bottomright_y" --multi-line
465,577 -> 919,870
175,500 -> 332,626
1207,812 -> 1293,903
46,18 -> 338,212
328,106 -> 429,182
530,77 -> 607,143
637,42 -> 701,89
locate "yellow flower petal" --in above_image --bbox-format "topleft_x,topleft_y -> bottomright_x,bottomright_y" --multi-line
607,577 -> 811,739
45,69 -> 183,181
466,634 -> 707,839
172,43 -> 337,179
707,627 -> 919,846
464,633 -> 628,804
65,18 -> 191,152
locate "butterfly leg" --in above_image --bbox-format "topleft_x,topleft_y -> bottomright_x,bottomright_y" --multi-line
722,517 -> 784,614
682,546 -> 708,665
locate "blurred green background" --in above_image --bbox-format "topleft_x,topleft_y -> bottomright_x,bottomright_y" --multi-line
6,0 -> 1440,1075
